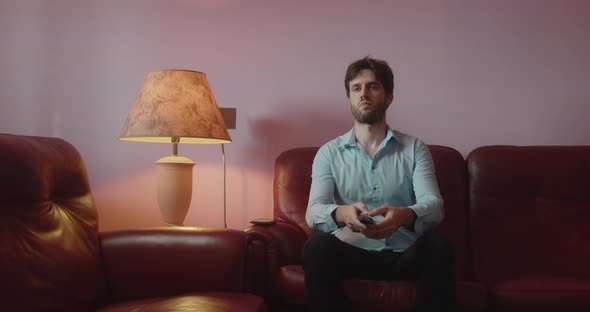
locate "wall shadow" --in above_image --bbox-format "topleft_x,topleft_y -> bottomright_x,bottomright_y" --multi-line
238,99 -> 352,173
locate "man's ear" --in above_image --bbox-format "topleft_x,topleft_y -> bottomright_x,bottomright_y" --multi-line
386,94 -> 394,107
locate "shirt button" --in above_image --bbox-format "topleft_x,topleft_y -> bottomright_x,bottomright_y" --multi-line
371,166 -> 375,170
372,186 -> 377,191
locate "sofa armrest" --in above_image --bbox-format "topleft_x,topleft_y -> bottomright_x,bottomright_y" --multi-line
100,227 -> 262,303
245,220 -> 308,268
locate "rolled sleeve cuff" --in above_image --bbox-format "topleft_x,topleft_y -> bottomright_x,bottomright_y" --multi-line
408,204 -> 427,236
407,203 -> 443,236
315,204 -> 340,232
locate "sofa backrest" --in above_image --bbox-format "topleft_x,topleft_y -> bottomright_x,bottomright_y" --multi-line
274,147 -> 318,236
467,145 -> 590,284
0,134 -> 102,311
273,145 -> 471,279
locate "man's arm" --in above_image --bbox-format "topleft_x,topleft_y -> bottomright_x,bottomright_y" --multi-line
306,146 -> 340,232
363,141 -> 443,239
306,146 -> 372,233
406,141 -> 444,235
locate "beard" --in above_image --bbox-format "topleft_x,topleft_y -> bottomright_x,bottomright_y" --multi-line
350,100 -> 388,125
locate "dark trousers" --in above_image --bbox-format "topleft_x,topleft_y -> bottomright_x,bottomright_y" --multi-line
303,231 -> 456,312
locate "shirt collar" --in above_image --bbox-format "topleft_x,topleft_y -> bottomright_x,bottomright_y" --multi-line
339,126 -> 398,148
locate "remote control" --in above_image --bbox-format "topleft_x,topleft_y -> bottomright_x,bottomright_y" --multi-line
358,213 -> 375,224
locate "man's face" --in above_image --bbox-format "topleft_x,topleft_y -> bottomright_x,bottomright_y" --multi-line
348,69 -> 393,124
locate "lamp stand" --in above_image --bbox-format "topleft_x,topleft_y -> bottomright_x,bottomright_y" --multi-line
155,138 -> 195,226
222,143 -> 227,229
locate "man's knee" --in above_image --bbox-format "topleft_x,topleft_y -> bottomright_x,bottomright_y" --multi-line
417,231 -> 454,262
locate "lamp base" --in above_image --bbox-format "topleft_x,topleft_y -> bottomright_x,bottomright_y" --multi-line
156,155 -> 195,226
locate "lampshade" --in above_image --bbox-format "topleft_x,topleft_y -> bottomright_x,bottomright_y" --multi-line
119,70 -> 231,144
119,69 -> 231,226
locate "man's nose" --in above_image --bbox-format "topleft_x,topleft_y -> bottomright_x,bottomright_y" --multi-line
360,86 -> 369,97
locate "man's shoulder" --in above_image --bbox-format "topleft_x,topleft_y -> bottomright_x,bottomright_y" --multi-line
391,129 -> 426,147
318,129 -> 353,151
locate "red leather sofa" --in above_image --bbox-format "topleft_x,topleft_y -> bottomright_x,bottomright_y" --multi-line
3,133 -> 587,311
467,146 -> 590,312
247,145 -> 590,311
0,134 -> 267,312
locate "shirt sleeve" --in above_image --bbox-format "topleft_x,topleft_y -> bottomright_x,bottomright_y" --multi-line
407,141 -> 444,235
306,146 -> 340,232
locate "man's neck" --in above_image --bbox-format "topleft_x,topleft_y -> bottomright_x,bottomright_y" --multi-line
354,120 -> 388,158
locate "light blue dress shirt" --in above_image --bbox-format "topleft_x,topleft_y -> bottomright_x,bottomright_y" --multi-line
306,127 -> 444,252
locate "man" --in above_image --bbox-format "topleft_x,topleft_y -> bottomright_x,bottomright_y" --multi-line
303,56 -> 456,311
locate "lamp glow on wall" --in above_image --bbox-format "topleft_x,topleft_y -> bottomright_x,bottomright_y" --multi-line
119,70 -> 231,226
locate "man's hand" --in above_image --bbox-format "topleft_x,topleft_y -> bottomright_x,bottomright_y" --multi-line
334,202 -> 369,232
361,206 -> 417,239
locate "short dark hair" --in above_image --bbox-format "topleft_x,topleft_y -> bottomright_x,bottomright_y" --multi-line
344,56 -> 394,97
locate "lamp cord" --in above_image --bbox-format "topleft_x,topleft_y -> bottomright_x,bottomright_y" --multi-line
222,143 -> 227,229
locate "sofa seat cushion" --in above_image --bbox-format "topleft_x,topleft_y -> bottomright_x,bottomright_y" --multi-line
276,264 -> 486,311
97,292 -> 266,312
492,277 -> 590,312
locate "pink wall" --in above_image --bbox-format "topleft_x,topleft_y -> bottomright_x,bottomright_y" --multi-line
1,0 -> 589,230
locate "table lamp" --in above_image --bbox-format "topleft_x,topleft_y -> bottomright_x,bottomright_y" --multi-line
119,69 -> 231,226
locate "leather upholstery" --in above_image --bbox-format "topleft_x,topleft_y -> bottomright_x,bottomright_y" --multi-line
0,134 -> 266,312
273,147 -> 318,237
100,228 -> 266,302
97,292 -> 265,312
248,145 -> 486,311
467,145 -> 590,311
0,134 -> 102,311
492,277 -> 590,312
5,133 -> 587,311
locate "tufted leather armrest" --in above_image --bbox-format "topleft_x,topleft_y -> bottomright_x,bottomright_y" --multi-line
245,220 -> 308,307
246,221 -> 307,266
